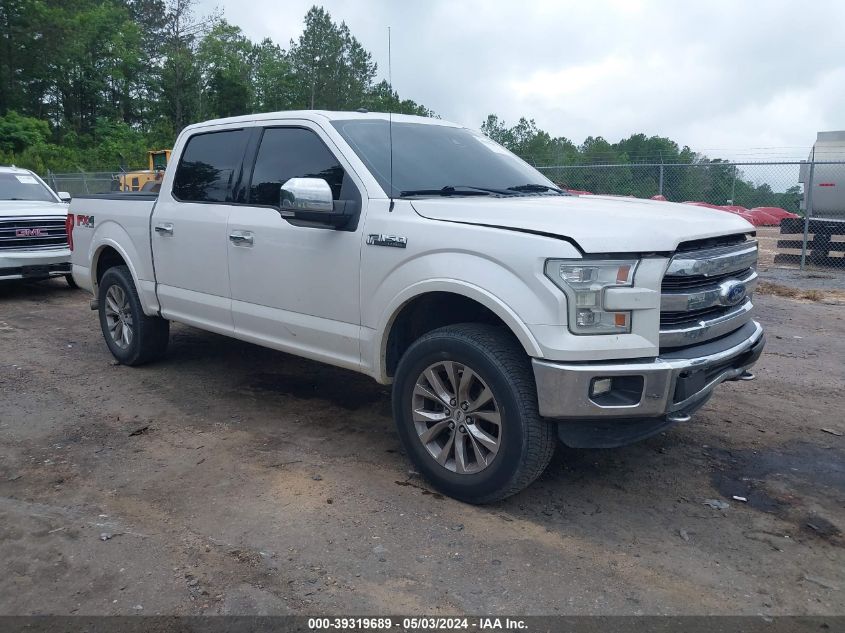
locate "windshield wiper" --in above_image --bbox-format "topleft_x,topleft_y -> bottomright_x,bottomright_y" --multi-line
399,185 -> 514,198
507,183 -> 567,194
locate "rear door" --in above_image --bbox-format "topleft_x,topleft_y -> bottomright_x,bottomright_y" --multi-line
151,128 -> 250,334
226,123 -> 365,370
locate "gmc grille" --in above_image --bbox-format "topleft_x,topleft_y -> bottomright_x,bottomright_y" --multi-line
0,216 -> 69,251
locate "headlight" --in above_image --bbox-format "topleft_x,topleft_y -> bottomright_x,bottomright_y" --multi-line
545,259 -> 639,334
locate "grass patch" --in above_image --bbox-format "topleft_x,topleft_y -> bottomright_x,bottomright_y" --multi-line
756,281 -> 825,301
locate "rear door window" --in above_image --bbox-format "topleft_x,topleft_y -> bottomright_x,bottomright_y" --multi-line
173,129 -> 248,202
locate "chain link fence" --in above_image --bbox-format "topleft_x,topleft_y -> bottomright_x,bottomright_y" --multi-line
45,171 -> 122,197
535,160 -> 845,273
43,160 -> 845,273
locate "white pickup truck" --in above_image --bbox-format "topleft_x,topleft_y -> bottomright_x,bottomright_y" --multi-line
1,166 -> 74,284
69,111 -> 764,503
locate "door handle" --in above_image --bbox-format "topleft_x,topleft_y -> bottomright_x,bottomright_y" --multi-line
229,231 -> 254,246
154,222 -> 174,236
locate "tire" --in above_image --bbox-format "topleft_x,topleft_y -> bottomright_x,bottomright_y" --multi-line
97,265 -> 169,366
65,273 -> 78,289
392,323 -> 556,504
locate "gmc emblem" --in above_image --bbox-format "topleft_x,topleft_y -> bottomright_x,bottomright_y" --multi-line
16,228 -> 47,237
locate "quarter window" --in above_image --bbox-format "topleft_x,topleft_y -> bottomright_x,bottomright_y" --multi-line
173,129 -> 248,202
249,127 -> 347,206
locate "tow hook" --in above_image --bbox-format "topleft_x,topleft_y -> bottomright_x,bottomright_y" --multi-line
667,412 -> 692,423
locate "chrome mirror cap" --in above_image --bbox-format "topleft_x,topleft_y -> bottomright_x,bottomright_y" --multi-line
280,178 -> 333,216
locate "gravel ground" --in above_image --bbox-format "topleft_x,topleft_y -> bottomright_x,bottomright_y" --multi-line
756,226 -> 845,292
0,279 -> 843,616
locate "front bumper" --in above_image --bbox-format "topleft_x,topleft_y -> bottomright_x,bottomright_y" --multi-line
0,248 -> 72,280
532,321 -> 764,442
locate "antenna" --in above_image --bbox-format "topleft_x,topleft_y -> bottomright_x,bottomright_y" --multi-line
388,26 -> 395,211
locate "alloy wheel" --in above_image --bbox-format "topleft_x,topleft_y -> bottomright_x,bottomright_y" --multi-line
411,360 -> 502,474
104,285 -> 134,350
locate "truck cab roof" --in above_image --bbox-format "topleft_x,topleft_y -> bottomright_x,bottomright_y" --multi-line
182,110 -> 461,134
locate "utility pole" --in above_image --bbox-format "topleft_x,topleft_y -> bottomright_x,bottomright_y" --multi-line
658,162 -> 664,196
800,149 -> 815,270
730,164 -> 737,205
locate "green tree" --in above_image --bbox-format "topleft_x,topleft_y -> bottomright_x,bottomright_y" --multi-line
158,0 -> 217,132
363,80 -> 433,116
0,111 -> 50,153
124,0 -> 169,125
480,115 -> 577,167
1,3 -> 435,173
288,6 -> 376,110
480,114 -> 512,146
251,38 -> 296,113
0,0 -> 38,116
42,1 -> 143,135
196,21 -> 253,118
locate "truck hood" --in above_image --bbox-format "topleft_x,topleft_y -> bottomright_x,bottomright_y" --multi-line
411,194 -> 753,253
0,200 -> 68,218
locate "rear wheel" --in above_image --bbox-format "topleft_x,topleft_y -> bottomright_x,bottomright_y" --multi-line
392,323 -> 556,504
98,265 -> 169,365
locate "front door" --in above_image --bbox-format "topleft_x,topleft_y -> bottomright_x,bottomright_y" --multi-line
226,124 -> 364,371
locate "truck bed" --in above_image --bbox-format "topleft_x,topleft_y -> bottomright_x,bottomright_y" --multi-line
69,192 -> 159,311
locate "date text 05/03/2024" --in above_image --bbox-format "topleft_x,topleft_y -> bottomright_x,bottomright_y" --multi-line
307,617 -> 528,630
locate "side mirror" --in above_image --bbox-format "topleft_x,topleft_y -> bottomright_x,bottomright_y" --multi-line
279,177 -> 356,228
280,177 -> 333,215
58,191 -> 72,202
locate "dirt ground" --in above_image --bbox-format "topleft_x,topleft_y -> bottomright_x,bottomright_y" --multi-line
1,277 -> 843,616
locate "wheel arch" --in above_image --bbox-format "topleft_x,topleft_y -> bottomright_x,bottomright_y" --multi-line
93,244 -> 129,284
373,281 -> 543,384
88,229 -> 159,315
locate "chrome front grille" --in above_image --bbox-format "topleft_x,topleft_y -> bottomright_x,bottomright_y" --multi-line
0,216 -> 68,250
660,239 -> 758,348
661,304 -> 738,327
661,267 -> 754,291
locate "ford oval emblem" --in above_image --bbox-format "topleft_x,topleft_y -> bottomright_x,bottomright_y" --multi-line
719,279 -> 747,306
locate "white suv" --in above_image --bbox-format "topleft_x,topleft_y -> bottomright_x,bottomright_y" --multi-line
0,166 -> 74,285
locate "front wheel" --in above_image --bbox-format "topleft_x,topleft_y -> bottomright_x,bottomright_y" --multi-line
392,324 -> 556,504
98,265 -> 169,365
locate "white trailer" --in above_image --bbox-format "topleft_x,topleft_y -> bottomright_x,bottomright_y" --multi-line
800,130 -> 845,220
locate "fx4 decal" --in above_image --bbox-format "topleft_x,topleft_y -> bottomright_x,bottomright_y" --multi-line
75,214 -> 95,228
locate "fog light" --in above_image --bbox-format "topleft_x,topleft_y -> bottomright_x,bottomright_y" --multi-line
588,375 -> 645,407
591,377 -> 613,397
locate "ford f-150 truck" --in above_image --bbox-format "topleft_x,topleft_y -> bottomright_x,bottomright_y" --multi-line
69,111 -> 764,503
1,166 -> 74,285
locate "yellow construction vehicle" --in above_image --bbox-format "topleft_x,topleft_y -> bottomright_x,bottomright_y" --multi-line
115,150 -> 171,192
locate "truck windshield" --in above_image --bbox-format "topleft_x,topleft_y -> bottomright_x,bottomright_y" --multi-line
0,172 -> 57,202
331,119 -> 560,198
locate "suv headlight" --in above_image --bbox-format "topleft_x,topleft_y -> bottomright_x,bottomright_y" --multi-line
545,259 -> 639,334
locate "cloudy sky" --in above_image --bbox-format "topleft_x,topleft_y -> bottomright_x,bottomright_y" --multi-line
201,0 -> 845,161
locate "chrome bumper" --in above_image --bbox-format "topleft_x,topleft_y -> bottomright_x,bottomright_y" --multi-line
533,321 -> 764,420
0,248 -> 71,280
